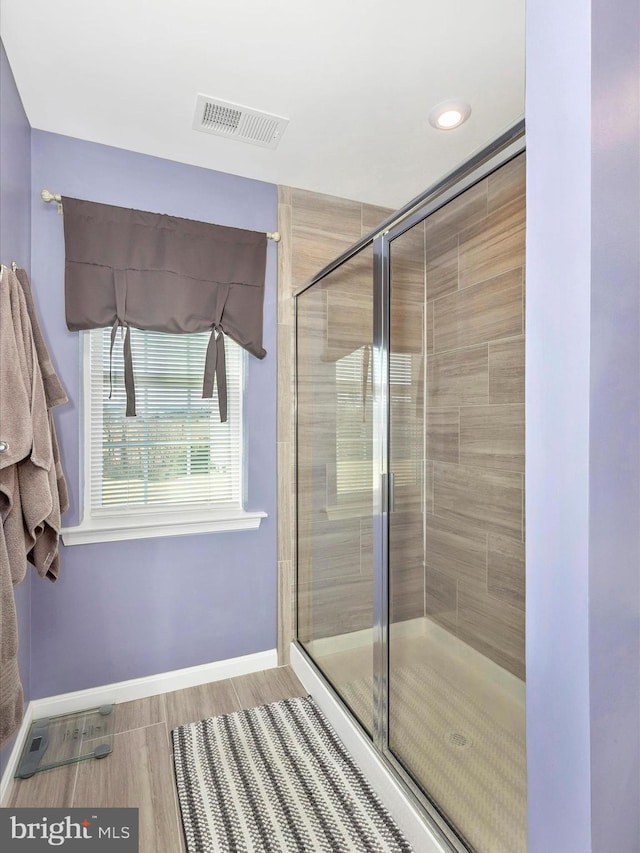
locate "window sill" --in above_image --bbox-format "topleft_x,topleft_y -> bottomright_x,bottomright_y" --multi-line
324,498 -> 372,521
61,508 -> 267,546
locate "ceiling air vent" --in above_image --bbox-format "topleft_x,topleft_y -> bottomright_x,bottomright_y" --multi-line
193,95 -> 289,150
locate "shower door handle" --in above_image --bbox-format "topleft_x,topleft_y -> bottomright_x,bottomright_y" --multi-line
383,472 -> 396,513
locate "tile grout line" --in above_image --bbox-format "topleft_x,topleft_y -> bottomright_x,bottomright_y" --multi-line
161,693 -> 187,853
112,721 -> 165,737
68,758 -> 81,807
111,693 -> 171,738
152,716 -> 186,852
228,677 -> 244,712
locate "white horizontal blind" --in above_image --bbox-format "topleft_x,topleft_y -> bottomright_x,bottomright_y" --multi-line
388,352 -> 420,489
335,347 -> 373,494
88,328 -> 243,512
335,349 -> 416,494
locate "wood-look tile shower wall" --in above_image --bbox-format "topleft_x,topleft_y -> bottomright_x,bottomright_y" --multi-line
422,153 -> 525,679
278,152 -> 525,679
276,186 -> 392,663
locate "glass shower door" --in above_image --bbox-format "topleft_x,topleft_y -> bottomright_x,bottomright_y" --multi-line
296,244 -> 376,736
386,154 -> 527,852
293,128 -> 527,853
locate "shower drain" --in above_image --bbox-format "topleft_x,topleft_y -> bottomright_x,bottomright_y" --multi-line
446,731 -> 473,750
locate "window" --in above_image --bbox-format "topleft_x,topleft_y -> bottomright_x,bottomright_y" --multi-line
335,347 -> 373,496
61,328 -> 265,545
331,348 -> 420,517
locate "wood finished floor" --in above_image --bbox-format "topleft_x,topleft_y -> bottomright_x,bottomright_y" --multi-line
8,666 -> 307,853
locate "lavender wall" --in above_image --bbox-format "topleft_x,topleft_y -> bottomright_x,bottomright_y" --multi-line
526,1 -> 640,851
0,41 -> 32,775
588,0 -> 640,848
28,131 -> 279,698
526,0 -> 592,839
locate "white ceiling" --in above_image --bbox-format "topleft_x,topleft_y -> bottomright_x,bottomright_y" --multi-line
1,0 -> 525,209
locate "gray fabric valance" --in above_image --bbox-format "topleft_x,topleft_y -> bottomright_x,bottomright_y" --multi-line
63,197 -> 267,421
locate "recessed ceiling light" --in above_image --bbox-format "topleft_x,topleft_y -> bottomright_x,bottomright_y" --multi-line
429,100 -> 472,131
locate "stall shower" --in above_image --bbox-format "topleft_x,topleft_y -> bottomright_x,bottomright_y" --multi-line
294,126 -> 526,853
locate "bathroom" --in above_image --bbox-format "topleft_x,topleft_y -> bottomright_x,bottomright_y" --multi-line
1,2 -> 638,852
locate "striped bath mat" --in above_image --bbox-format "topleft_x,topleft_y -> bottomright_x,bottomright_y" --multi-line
172,695 -> 413,852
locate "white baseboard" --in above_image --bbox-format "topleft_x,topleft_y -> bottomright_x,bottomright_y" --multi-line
290,643 -> 448,853
0,704 -> 34,807
1,647 -> 277,806
28,648 -> 278,720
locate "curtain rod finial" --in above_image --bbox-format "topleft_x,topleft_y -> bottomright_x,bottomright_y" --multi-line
41,189 -> 63,214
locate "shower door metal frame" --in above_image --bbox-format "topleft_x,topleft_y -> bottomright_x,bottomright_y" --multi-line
294,120 -> 526,853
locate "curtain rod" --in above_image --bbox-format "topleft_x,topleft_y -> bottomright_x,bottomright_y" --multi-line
40,189 -> 281,242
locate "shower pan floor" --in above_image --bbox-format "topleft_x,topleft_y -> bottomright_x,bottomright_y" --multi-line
305,617 -> 526,853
